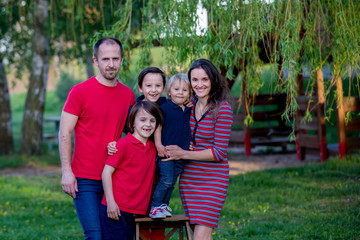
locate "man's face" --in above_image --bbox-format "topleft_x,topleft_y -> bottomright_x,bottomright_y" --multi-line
94,43 -> 123,81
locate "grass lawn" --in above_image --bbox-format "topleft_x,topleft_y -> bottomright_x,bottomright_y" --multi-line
1,155 -> 359,239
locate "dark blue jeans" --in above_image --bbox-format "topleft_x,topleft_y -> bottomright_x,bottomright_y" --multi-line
73,178 -> 104,240
151,158 -> 185,207
100,204 -> 135,240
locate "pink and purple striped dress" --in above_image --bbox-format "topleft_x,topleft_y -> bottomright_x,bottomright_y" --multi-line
179,101 -> 233,228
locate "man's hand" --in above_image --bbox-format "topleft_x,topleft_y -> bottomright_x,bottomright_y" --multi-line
107,141 -> 117,155
107,201 -> 121,220
61,171 -> 78,198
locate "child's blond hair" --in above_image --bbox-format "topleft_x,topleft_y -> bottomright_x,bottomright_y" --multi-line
165,73 -> 191,99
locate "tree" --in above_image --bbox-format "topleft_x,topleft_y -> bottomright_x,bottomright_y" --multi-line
0,0 -> 32,154
49,0 -> 143,78
0,55 -> 13,154
20,0 -> 50,154
0,5 -> 13,154
107,0 -> 360,134
1,0 -> 128,154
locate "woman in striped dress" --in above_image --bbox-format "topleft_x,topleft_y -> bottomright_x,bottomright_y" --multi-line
164,59 -> 233,240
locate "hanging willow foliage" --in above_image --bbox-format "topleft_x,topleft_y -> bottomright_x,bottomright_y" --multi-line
104,0 -> 360,133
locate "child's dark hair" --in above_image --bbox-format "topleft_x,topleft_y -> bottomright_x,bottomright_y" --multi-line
94,38 -> 123,60
137,67 -> 166,88
127,101 -> 163,134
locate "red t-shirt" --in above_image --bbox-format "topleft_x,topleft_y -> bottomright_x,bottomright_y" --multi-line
63,76 -> 135,180
101,133 -> 156,214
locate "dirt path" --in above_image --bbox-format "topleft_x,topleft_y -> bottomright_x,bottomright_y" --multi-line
0,149 -> 319,177
227,150 -> 318,175
0,162 -> 62,177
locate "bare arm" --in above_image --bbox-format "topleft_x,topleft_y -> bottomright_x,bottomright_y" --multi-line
164,145 -> 215,161
102,164 -> 121,220
154,125 -> 167,157
164,103 -> 233,162
58,111 -> 78,198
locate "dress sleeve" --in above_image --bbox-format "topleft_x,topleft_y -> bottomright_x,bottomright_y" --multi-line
210,102 -> 233,162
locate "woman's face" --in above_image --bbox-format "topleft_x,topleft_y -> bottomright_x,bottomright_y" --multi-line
190,68 -> 211,100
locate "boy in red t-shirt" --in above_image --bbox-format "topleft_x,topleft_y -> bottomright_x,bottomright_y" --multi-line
100,101 -> 163,240
107,67 -> 167,240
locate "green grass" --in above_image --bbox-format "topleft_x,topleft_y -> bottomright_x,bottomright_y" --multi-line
0,175 -> 81,240
219,155 -> 360,239
1,155 -> 359,239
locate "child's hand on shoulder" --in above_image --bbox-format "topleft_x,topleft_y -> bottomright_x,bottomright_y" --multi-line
107,141 -> 117,155
184,99 -> 193,108
189,142 -> 194,151
156,143 -> 167,157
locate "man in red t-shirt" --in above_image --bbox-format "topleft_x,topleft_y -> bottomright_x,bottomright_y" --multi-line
59,37 -> 135,240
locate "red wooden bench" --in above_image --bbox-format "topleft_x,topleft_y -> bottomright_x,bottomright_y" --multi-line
295,95 -> 327,161
229,94 -> 292,155
134,215 -> 192,240
337,96 -> 360,158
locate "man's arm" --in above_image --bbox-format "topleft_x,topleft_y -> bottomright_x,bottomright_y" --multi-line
58,110 -> 78,198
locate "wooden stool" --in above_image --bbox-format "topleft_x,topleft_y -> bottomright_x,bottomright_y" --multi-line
134,215 -> 192,240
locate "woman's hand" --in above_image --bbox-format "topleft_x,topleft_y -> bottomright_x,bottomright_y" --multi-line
107,201 -> 121,220
163,145 -> 185,161
107,141 -> 117,155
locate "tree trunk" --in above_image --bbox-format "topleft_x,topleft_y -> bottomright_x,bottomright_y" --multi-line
0,57 -> 14,155
20,0 -> 50,155
86,53 -> 95,78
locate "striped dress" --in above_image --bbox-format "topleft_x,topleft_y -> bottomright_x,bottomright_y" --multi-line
179,101 -> 233,228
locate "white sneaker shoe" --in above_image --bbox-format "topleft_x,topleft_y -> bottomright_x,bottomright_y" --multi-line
160,204 -> 172,217
149,206 -> 166,219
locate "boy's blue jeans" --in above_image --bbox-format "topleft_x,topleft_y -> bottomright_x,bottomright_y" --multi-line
151,158 -> 185,207
100,204 -> 135,240
73,178 -> 104,240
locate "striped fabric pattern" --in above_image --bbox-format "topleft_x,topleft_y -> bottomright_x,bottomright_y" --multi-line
179,101 -> 233,228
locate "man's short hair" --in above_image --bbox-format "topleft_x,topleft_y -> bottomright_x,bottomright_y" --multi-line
93,38 -> 123,60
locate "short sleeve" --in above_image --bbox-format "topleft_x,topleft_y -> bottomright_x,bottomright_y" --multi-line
105,139 -> 126,168
63,86 -> 84,117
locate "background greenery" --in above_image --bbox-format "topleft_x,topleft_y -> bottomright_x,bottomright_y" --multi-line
8,60 -> 355,154
2,1 -> 359,239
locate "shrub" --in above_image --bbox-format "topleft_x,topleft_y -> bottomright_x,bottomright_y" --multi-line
55,72 -> 80,102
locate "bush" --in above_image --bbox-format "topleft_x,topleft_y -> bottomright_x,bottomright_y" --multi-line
55,72 -> 80,102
